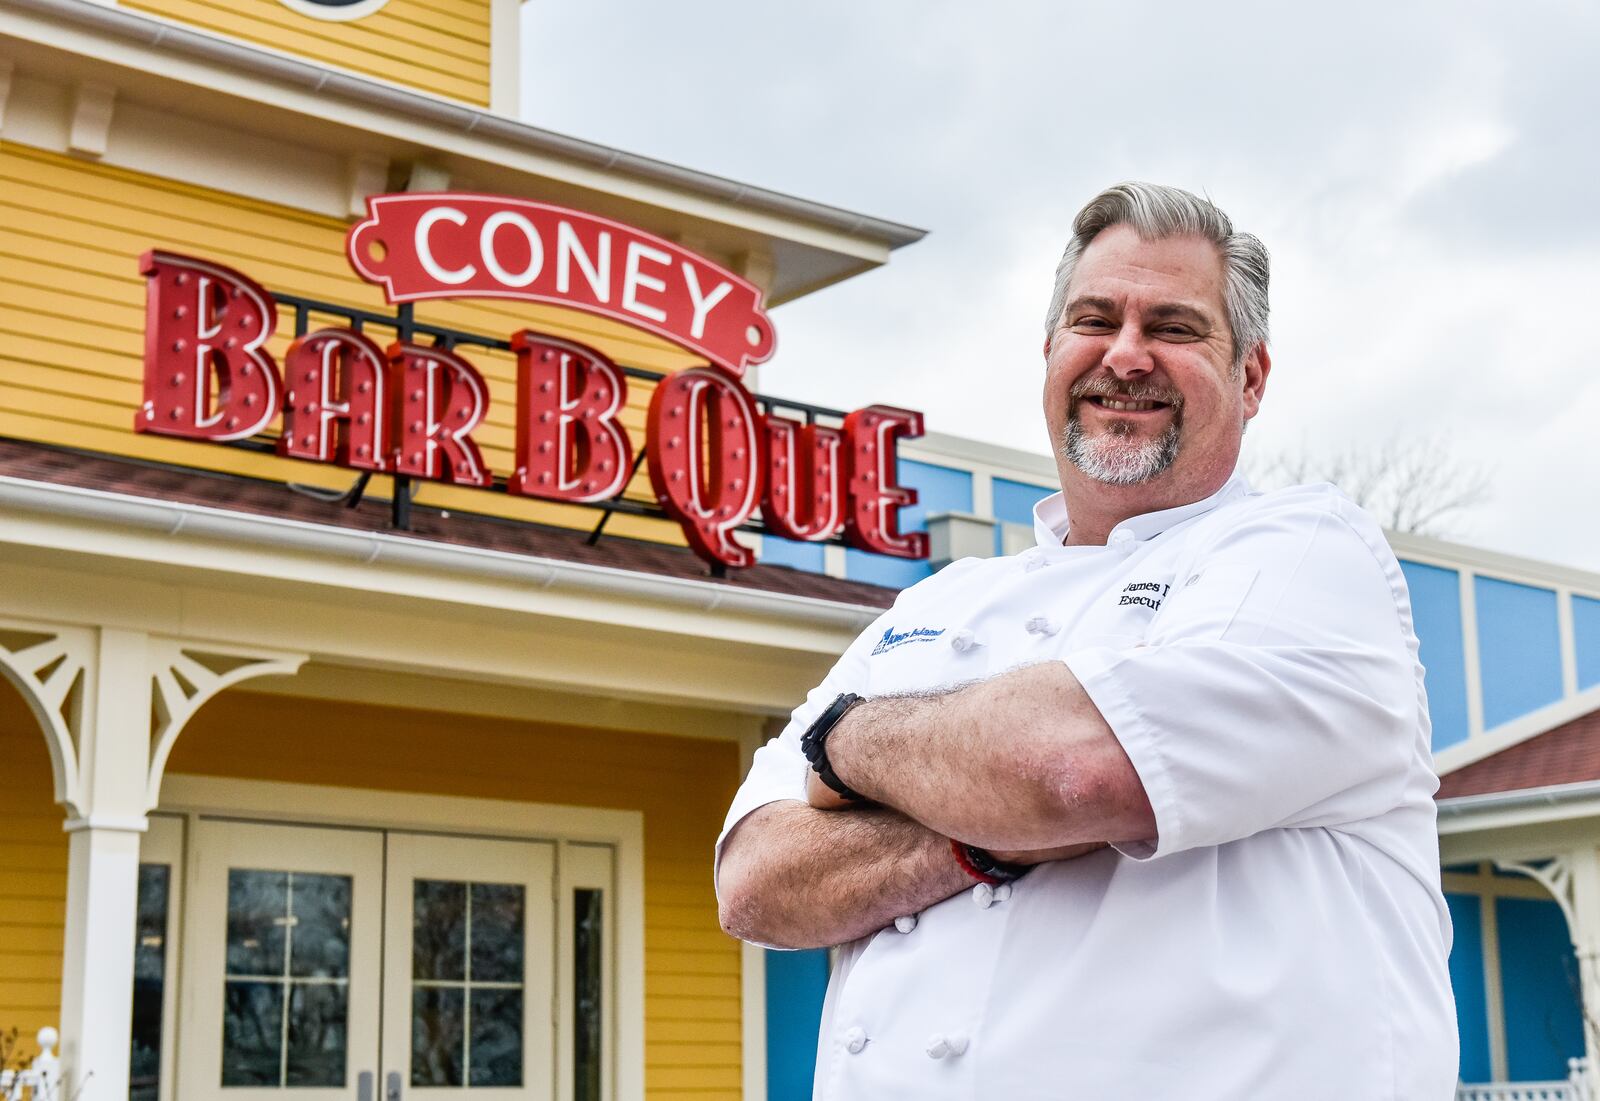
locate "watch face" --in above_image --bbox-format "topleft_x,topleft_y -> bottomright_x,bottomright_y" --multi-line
278,0 -> 391,19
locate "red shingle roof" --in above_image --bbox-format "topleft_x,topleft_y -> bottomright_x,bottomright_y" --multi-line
0,438 -> 898,610
1437,707 -> 1600,799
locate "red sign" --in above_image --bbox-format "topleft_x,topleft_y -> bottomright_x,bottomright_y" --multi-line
136,251 -> 926,571
347,194 -> 776,379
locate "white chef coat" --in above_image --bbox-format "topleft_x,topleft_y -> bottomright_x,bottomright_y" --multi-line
716,473 -> 1458,1100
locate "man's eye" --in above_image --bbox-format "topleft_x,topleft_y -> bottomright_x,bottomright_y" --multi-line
1156,325 -> 1196,338
1073,318 -> 1112,330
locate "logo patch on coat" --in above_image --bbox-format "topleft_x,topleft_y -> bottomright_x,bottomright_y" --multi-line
1118,581 -> 1169,611
871,626 -> 946,655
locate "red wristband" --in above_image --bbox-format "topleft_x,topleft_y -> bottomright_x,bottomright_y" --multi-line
951,839 -> 1005,887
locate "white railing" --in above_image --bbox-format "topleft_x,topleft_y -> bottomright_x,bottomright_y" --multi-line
1457,1059 -> 1597,1101
0,1028 -> 61,1101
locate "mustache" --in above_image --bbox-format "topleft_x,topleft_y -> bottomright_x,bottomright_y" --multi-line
1068,375 -> 1184,407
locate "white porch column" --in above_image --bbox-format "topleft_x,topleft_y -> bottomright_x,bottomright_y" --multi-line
0,619 -> 306,1101
58,627 -> 152,1101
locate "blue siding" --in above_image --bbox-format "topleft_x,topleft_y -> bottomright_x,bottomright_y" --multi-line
1476,577 -> 1564,729
1400,561 -> 1471,752
1497,897 -> 1584,1081
844,460 -> 973,589
991,477 -> 1055,555
1575,595 -> 1600,691
760,536 -> 827,574
765,948 -> 829,1101
1447,893 -> 1491,1082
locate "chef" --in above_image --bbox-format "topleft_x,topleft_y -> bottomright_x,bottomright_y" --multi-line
716,181 -> 1458,1099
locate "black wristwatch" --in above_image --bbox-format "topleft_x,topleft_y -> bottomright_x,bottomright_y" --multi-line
800,692 -> 866,802
960,843 -> 1028,884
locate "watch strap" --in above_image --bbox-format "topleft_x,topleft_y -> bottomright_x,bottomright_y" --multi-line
800,692 -> 866,802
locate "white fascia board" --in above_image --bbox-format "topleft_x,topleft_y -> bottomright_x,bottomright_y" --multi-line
1435,685 -> 1600,775
0,0 -> 926,261
1388,530 -> 1600,597
1437,780 -> 1600,835
0,475 -> 882,642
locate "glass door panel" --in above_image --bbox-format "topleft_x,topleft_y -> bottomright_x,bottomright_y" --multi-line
383,834 -> 555,1100
180,821 -> 384,1101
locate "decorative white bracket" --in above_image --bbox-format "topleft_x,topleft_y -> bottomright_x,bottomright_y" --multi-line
1498,856 -> 1579,935
0,618 -> 93,818
0,59 -> 15,136
0,618 -> 306,819
144,637 -> 305,810
68,81 -> 115,159
346,153 -> 388,219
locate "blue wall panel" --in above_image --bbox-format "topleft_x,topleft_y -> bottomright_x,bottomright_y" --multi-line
766,948 -> 830,1101
1575,594 -> 1600,692
760,536 -> 827,574
845,460 -> 973,589
1446,892 -> 1490,1082
1476,577 -> 1564,729
991,477 -> 1055,555
1497,896 -> 1584,1081
1400,561 -> 1471,752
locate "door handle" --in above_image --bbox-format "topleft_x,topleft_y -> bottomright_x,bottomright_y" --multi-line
386,1070 -> 403,1101
356,1071 -> 373,1101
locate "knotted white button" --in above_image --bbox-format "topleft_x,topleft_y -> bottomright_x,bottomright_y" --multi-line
1024,615 -> 1058,636
993,883 -> 1012,902
971,882 -> 995,909
1109,529 -> 1137,556
925,1033 -> 970,1059
949,629 -> 978,653
1024,553 -> 1049,572
894,914 -> 918,933
844,1027 -> 867,1054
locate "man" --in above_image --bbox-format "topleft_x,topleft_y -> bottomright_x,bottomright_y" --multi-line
716,182 -> 1457,1099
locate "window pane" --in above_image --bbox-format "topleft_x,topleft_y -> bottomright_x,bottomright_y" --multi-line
289,873 -> 352,979
413,880 -> 466,981
222,980 -> 284,1086
286,982 -> 348,1087
130,864 -> 169,1101
575,888 -> 603,1101
470,883 -> 524,984
227,870 -> 288,977
411,986 -> 464,1087
468,988 -> 523,1087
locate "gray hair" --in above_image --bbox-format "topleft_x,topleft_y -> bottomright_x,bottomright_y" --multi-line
1043,182 -> 1271,369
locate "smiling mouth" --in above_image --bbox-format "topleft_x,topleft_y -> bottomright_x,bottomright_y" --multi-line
1083,396 -> 1172,413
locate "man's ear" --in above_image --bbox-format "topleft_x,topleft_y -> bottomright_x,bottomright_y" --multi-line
1043,336 -> 1052,359
1241,342 -> 1271,421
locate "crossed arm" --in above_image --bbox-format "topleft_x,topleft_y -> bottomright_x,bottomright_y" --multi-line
716,661 -> 1156,949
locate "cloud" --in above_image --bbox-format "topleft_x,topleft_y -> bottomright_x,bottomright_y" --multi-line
522,0 -> 1600,570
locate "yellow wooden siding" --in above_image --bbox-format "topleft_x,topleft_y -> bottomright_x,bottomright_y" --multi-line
0,683 -> 68,1045
167,690 -> 745,1100
0,145 -> 702,549
123,0 -> 493,107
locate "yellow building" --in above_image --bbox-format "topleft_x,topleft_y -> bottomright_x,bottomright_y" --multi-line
0,2 -> 1009,1098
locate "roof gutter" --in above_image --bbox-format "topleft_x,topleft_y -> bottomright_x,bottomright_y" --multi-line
0,476 -> 883,632
1436,779 -> 1600,823
5,0 -> 927,250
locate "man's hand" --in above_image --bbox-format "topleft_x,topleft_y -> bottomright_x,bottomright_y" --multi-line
807,767 -> 856,811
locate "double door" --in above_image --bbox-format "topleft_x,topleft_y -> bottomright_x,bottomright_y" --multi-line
178,821 -> 558,1100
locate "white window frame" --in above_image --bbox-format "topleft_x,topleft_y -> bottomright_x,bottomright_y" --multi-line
156,774 -> 644,1100
277,0 -> 392,22
139,815 -> 186,1101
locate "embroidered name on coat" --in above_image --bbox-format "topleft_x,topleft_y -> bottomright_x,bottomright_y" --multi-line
1118,581 -> 1169,611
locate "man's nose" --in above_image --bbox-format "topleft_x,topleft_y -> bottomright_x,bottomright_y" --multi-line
1103,323 -> 1154,379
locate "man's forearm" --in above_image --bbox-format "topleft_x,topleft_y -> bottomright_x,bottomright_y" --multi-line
717,799 -> 972,950
825,662 -> 1156,850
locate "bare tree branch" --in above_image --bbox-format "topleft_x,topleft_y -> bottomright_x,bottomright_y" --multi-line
1242,433 -> 1490,537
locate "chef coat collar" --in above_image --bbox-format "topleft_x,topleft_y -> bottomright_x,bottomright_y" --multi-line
1031,471 -> 1251,550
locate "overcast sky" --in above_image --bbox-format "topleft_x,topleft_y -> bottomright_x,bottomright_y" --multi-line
522,1 -> 1600,572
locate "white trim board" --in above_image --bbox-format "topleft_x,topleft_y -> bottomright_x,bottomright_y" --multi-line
1436,685 -> 1600,776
